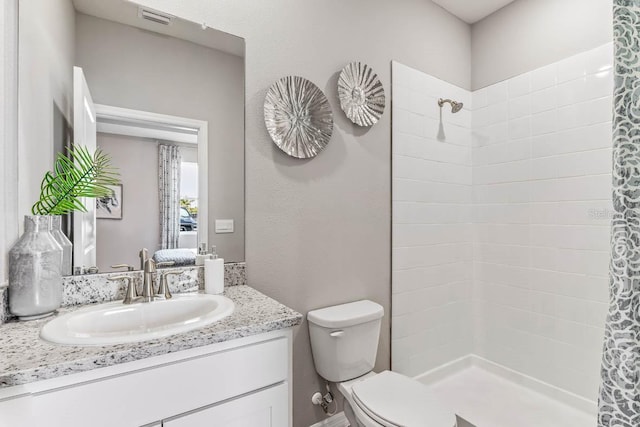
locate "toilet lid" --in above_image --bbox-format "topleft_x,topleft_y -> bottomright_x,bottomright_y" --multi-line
351,371 -> 455,427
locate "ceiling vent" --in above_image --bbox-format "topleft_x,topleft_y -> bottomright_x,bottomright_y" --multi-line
138,7 -> 173,26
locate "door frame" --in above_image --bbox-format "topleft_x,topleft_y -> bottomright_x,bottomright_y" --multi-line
94,104 -> 209,250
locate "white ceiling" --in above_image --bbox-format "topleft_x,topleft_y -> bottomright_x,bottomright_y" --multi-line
431,0 -> 517,24
72,0 -> 244,57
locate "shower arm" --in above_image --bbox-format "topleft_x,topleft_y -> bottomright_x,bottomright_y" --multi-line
438,98 -> 463,113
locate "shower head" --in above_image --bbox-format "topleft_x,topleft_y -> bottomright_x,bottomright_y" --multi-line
438,98 -> 463,114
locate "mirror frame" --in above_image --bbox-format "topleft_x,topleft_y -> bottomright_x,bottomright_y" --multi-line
94,104 -> 209,253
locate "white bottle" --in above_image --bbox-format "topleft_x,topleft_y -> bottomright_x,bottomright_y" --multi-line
204,246 -> 224,295
195,243 -> 211,266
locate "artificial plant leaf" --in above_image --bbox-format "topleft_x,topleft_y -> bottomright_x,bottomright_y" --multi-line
31,145 -> 120,215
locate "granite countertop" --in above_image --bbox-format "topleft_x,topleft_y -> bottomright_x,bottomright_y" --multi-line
0,285 -> 302,388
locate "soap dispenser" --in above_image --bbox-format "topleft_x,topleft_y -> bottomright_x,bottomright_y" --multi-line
204,246 -> 224,294
195,243 -> 211,266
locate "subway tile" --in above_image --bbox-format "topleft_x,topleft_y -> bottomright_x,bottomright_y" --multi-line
473,138 -> 530,166
509,95 -> 531,119
531,110 -> 558,136
531,86 -> 557,114
555,122 -> 613,154
393,85 -> 412,110
531,133 -> 560,158
529,200 -> 613,226
393,223 -> 471,247
393,243 -> 472,270
530,63 -> 557,92
557,53 -> 588,83
409,92 -> 435,117
472,182 -> 530,204
393,178 -> 472,203
474,203 -> 530,224
487,81 -> 509,104
431,123 -> 472,147
529,225 -> 610,251
475,262 -> 531,288
393,262 -> 472,294
530,175 -> 611,202
391,62 -> 414,88
393,201 -> 472,225
474,243 -> 530,267
556,77 -> 588,107
394,133 -> 472,165
556,149 -> 612,177
556,248 -> 609,277
509,116 -> 532,140
474,159 -> 531,185
584,43 -> 614,76
393,155 -> 472,185
508,73 -> 531,98
473,87 -> 489,110
530,156 -> 559,180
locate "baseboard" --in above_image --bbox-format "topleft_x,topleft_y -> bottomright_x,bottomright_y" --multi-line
470,355 -> 597,415
309,411 -> 349,427
413,353 -> 597,416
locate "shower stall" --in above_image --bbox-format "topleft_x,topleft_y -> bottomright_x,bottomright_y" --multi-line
391,39 -> 614,424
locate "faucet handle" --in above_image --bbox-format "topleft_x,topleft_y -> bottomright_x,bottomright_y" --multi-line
143,258 -> 157,273
156,270 -> 182,299
108,275 -> 137,304
111,264 -> 135,271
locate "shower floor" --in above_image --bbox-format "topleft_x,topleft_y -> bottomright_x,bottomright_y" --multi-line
420,366 -> 596,427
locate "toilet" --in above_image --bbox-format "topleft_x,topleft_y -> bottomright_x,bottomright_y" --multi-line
308,300 -> 456,427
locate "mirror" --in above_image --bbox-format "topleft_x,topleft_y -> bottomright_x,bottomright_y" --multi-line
18,0 -> 245,274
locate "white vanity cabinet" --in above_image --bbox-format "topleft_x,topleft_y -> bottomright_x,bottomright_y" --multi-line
163,383 -> 288,427
0,330 -> 293,427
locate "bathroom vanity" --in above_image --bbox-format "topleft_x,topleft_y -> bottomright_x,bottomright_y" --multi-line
0,285 -> 302,427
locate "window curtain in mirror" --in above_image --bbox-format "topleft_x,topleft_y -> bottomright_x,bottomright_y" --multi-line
159,144 -> 181,250
599,2 -> 640,426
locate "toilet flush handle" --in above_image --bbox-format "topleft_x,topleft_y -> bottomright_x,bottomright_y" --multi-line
330,330 -> 344,338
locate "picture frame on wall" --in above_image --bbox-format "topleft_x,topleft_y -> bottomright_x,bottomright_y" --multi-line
96,184 -> 123,220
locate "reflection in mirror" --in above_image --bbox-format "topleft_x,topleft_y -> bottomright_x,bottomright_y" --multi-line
92,106 -> 209,274
18,0 -> 245,274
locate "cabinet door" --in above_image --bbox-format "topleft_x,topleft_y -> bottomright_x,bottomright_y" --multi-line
163,383 -> 287,427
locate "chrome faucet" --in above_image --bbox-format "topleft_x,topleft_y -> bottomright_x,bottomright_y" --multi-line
157,269 -> 182,299
141,258 -> 157,303
139,248 -> 149,271
108,275 -> 138,305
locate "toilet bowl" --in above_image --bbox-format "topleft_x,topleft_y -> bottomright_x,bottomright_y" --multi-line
339,371 -> 456,427
308,300 -> 456,427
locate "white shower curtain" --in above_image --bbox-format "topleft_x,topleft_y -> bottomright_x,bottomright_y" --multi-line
159,144 -> 181,250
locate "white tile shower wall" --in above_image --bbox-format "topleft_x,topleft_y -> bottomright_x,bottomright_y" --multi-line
391,62 -> 473,377
392,43 -> 612,403
472,43 -> 613,401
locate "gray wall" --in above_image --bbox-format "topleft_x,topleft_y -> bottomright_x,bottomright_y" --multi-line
75,13 -> 245,262
96,133 -> 160,272
471,0 -> 613,89
134,1 -> 470,426
17,0 -> 75,226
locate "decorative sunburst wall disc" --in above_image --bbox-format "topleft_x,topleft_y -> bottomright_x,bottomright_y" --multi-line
337,62 -> 385,126
264,76 -> 334,159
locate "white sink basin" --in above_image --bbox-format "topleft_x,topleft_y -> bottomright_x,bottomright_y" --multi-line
40,293 -> 234,346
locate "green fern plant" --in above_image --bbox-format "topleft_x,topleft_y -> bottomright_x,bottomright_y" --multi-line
31,145 -> 120,215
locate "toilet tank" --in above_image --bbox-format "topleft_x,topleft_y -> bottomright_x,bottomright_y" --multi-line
308,300 -> 384,382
